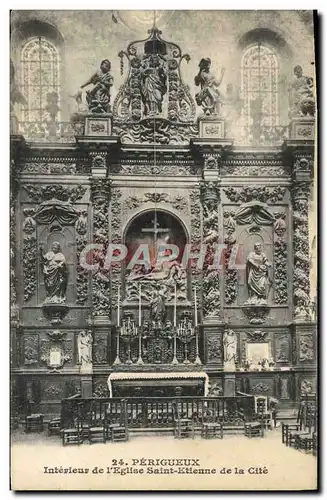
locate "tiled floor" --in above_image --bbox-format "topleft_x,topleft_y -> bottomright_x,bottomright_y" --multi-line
11,428 -> 317,491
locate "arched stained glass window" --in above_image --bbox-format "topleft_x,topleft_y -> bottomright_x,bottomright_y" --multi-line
241,43 -> 279,135
20,36 -> 60,122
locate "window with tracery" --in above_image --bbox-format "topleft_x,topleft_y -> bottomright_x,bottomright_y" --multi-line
241,43 -> 279,134
20,36 -> 60,122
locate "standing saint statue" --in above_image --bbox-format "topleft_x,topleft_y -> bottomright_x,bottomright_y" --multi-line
39,242 -> 68,304
76,59 -> 113,114
194,58 -> 225,115
140,54 -> 167,116
150,285 -> 167,325
78,330 -> 93,368
246,243 -> 272,304
223,329 -> 237,371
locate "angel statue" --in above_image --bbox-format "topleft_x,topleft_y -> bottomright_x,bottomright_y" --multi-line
74,59 -> 113,114
194,58 -> 225,115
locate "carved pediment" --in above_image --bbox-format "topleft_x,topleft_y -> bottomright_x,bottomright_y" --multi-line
113,27 -> 196,144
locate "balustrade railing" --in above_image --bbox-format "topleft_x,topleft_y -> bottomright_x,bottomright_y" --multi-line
15,121 -> 289,147
61,395 -> 255,430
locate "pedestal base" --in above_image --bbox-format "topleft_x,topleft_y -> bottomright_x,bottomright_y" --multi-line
198,116 -> 225,139
224,374 -> 236,397
290,118 -> 315,140
81,376 -> 93,398
85,114 -> 112,137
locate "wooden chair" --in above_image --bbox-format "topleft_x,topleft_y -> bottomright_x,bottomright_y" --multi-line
24,413 -> 44,433
62,420 -> 83,446
282,422 -> 301,446
172,402 -> 193,439
201,411 -> 223,439
107,400 -> 129,443
254,396 -> 273,430
48,417 -> 61,436
244,420 -> 264,438
88,421 -> 107,444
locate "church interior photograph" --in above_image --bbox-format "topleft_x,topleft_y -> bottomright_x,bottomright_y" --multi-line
10,9 -> 317,469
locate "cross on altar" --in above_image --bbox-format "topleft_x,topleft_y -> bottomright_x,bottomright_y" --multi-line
141,212 -> 170,247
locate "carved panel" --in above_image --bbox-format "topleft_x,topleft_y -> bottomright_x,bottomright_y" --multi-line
275,334 -> 290,363
43,383 -> 64,400
93,334 -> 108,364
93,380 -> 109,398
299,333 -> 314,362
23,335 -> 39,365
208,378 -> 223,396
206,334 -> 222,364
280,377 -> 290,400
299,377 -> 316,396
249,377 -> 275,396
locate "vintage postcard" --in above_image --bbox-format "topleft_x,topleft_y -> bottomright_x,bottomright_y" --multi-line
10,9 -> 318,491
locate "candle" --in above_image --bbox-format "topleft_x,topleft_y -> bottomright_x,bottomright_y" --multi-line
138,284 -> 142,327
117,285 -> 120,327
174,282 -> 177,327
194,287 -> 198,327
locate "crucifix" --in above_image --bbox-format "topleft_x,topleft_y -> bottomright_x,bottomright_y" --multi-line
141,211 -> 170,268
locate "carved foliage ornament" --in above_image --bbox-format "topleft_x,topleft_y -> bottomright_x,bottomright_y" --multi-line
224,186 -> 286,204
200,181 -> 220,317
91,179 -> 111,317
24,184 -> 86,203
246,330 -> 268,343
75,211 -> 89,305
292,183 -> 311,317
125,192 -> 187,212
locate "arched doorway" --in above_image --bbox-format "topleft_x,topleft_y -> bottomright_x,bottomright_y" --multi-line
122,209 -> 190,316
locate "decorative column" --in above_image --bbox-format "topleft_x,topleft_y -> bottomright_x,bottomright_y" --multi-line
90,176 -> 111,392
200,168 -> 224,370
284,139 -> 316,397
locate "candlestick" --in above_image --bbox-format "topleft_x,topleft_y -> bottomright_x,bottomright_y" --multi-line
171,327 -> 178,365
194,326 -> 202,365
194,287 -> 198,327
138,284 -> 142,327
113,326 -> 121,365
117,285 -> 121,327
173,283 -> 177,327
136,327 -> 144,365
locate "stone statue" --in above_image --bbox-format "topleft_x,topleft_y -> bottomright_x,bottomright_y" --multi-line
40,242 -> 68,304
78,330 -> 93,368
288,65 -> 315,118
245,243 -> 272,304
77,59 -> 113,114
223,329 -> 237,371
150,285 -> 167,325
194,58 -> 225,115
140,54 -> 167,116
